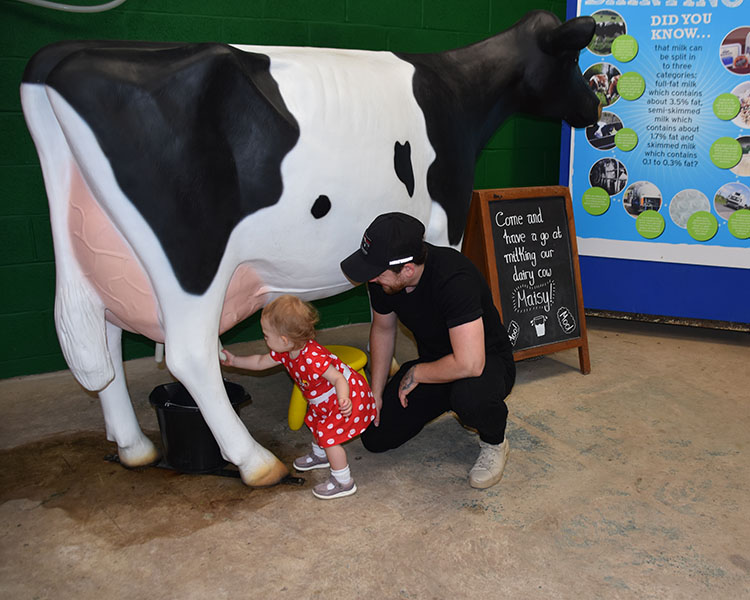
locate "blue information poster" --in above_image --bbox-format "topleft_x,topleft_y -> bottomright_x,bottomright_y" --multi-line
568,0 -> 750,279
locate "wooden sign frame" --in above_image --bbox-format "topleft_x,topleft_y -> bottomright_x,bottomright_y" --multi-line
462,186 -> 590,374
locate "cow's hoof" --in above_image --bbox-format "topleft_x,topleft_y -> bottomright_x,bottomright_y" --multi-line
240,458 -> 289,487
118,436 -> 160,468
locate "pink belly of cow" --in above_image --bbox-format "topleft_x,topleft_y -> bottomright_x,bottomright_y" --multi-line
68,165 -> 265,342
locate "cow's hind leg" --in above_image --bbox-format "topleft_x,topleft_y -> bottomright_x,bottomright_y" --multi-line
99,321 -> 159,467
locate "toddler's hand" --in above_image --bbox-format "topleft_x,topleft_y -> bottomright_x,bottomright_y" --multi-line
219,349 -> 234,366
339,396 -> 352,419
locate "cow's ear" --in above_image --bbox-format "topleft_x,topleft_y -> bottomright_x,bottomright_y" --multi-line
540,16 -> 595,55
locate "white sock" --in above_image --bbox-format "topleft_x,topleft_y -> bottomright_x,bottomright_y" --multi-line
311,442 -> 327,459
331,465 -> 352,485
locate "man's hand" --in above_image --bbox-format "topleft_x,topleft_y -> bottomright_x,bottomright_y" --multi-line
398,365 -> 418,407
373,394 -> 383,426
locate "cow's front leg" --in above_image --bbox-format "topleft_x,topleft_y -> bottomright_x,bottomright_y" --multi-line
99,321 -> 160,467
164,316 -> 288,487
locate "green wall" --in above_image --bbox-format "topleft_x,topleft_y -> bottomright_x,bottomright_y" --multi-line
0,0 -> 567,379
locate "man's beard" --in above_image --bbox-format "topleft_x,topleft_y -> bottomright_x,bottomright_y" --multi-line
381,281 -> 408,295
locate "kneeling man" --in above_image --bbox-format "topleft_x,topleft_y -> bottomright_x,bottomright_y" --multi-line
341,212 -> 516,488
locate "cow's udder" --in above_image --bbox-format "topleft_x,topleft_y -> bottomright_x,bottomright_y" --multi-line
68,165 -> 266,342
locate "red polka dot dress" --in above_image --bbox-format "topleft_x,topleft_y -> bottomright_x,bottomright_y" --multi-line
270,340 -> 376,448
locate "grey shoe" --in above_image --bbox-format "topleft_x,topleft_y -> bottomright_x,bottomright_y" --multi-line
469,438 -> 510,489
312,476 -> 357,500
293,452 -> 330,471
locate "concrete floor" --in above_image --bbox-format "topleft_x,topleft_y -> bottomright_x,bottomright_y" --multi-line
0,317 -> 748,599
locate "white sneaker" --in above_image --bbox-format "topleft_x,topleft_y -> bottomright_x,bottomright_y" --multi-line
469,438 -> 509,489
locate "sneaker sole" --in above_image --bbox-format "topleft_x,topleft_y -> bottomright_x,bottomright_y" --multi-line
469,472 -> 505,489
293,461 -> 330,472
312,482 -> 357,500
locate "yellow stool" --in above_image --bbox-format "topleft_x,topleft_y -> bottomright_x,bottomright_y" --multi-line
288,344 -> 368,430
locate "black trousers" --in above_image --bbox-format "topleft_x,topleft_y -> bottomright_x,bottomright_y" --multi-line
360,352 -> 514,452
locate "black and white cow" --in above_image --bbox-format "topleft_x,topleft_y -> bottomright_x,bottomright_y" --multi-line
20,10 -> 599,486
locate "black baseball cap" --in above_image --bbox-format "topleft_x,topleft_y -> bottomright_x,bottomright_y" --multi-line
341,212 -> 426,283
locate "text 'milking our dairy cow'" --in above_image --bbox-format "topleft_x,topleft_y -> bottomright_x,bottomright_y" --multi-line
20,10 -> 600,486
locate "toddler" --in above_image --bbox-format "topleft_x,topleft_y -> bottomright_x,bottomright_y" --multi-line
220,294 -> 376,499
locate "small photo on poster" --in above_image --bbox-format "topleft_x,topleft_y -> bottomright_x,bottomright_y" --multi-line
583,63 -> 622,108
587,10 -> 627,56
720,27 -> 750,75
585,111 -> 624,150
624,181 -> 662,217
669,189 -> 711,229
714,182 -> 750,220
731,136 -> 750,177
589,157 -> 628,196
731,81 -> 750,129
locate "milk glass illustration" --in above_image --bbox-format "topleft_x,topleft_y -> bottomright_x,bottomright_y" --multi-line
531,315 -> 548,337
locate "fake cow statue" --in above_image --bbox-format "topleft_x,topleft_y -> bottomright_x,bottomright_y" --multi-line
20,10 -> 600,486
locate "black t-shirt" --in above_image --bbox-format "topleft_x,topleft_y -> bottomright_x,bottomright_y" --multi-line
369,243 -> 513,363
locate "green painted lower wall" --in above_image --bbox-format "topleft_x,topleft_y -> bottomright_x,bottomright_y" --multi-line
0,0 -> 566,379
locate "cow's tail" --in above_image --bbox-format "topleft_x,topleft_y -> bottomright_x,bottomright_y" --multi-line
54,278 -> 114,390
20,82 -> 114,391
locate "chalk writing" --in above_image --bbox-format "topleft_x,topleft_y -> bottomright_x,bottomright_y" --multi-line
489,196 -> 580,351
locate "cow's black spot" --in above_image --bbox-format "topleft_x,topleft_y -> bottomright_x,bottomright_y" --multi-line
311,195 -> 331,219
393,141 -> 415,198
32,41 -> 300,295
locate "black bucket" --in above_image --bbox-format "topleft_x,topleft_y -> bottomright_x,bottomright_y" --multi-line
149,381 -> 249,474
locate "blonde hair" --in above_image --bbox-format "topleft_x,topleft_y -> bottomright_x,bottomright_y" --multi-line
261,294 -> 319,345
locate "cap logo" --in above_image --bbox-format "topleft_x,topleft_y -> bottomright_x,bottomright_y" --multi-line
360,233 -> 372,255
388,256 -> 413,265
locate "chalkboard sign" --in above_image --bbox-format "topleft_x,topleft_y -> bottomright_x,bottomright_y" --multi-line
462,186 -> 590,373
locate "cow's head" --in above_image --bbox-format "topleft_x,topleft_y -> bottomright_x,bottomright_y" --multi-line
517,12 -> 601,128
